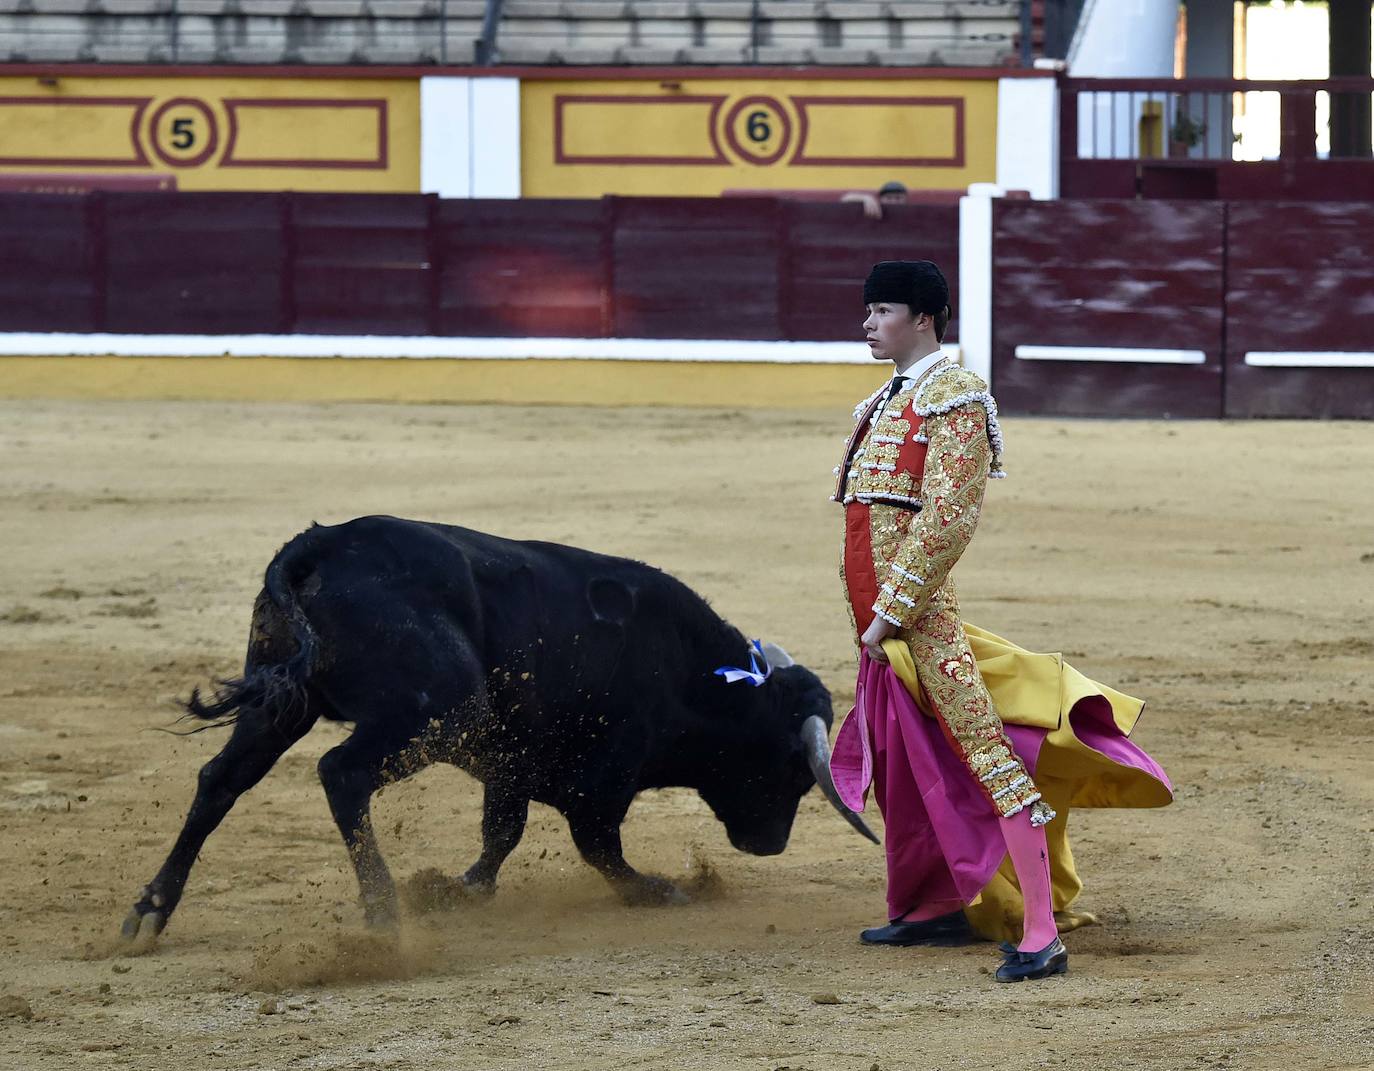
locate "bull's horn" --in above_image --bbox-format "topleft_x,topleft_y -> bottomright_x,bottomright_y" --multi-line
800,715 -> 880,845
761,642 -> 793,669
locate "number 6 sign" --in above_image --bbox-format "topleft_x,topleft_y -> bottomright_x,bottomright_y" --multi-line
723,95 -> 793,166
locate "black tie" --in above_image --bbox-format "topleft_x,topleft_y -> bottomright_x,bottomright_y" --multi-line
885,375 -> 910,406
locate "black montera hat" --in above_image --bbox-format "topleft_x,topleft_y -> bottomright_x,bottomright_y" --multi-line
863,260 -> 950,315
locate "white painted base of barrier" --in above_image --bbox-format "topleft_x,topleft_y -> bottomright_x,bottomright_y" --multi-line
0,333 -> 960,367
1244,351 -> 1374,368
1015,345 -> 1206,364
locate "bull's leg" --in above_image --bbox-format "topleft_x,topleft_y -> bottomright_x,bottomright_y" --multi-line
317,729 -> 425,929
122,709 -> 315,946
565,806 -> 689,906
461,782 -> 529,895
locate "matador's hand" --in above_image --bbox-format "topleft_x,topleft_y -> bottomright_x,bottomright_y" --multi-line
861,616 -> 897,663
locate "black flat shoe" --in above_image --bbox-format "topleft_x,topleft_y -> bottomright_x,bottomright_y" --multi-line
994,937 -> 1068,982
860,911 -> 976,946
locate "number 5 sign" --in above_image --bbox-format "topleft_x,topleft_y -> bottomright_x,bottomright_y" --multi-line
149,98 -> 220,168
723,95 -> 793,166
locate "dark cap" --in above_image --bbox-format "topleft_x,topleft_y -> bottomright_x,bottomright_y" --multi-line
862,260 -> 949,315
877,180 -> 908,196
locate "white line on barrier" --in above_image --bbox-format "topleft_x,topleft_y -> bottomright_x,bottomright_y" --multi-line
0,333 -> 961,367
1014,345 -> 1206,364
1244,351 -> 1374,368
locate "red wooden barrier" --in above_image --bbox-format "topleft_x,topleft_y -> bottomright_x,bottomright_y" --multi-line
0,191 -> 960,346
608,196 -> 785,341
991,199 -> 1225,419
1225,202 -> 1374,419
7,191 -> 1374,419
0,193 -> 99,332
289,193 -> 435,336
104,192 -> 287,334
782,201 -> 960,342
434,198 -> 608,338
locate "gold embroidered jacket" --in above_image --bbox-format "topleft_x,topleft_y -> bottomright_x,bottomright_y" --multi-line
835,362 -> 1006,629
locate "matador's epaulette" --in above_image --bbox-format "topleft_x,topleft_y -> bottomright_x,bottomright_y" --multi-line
913,364 -> 1007,478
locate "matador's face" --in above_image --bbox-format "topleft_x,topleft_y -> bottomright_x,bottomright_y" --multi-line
863,302 -> 927,365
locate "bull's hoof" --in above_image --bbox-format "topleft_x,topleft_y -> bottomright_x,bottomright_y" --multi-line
620,876 -> 690,907
458,869 -> 497,898
119,885 -> 168,953
361,898 -> 400,932
119,908 -> 164,954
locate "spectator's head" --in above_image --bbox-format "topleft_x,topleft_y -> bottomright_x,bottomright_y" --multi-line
877,180 -> 909,206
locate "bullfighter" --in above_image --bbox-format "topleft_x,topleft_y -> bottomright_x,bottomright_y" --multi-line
829,260 -> 1173,982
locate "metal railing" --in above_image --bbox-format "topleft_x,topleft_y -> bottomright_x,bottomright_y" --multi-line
1063,77 -> 1374,163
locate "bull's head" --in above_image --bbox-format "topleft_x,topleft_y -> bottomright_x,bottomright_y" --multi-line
698,643 -> 879,856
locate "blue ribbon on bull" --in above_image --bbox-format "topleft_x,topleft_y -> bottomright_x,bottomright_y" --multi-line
714,639 -> 772,687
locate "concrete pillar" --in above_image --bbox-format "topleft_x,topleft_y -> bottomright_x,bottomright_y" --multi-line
471,78 -> 522,198
1329,0 -> 1372,158
421,77 -> 472,198
420,76 -> 522,199
996,76 -> 1059,198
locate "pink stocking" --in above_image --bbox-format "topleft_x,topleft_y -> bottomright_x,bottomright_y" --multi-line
999,808 -> 1058,952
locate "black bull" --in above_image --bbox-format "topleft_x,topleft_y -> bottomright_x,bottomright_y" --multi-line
122,516 -> 876,945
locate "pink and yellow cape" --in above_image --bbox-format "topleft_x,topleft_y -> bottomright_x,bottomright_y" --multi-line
830,624 -> 1173,942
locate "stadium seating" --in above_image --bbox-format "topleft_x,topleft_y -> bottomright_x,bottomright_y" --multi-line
0,0 -> 1019,67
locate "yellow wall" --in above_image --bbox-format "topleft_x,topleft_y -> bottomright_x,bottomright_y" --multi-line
522,77 -> 998,197
0,73 -> 998,197
0,355 -> 878,408
0,76 -> 419,192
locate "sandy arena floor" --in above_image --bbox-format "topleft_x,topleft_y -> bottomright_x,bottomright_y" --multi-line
0,398 -> 1371,1071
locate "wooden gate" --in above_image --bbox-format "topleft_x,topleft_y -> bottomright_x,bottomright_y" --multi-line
990,198 -> 1374,419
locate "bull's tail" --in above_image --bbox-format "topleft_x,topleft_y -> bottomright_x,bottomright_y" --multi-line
178,528 -> 322,734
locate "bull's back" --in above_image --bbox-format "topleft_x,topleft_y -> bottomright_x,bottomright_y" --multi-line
264,516 -> 709,714
304,516 -> 662,623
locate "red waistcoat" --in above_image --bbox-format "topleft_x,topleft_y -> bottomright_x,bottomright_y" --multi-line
837,388 -> 930,636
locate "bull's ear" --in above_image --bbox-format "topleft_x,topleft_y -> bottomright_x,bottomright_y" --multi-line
761,642 -> 794,670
